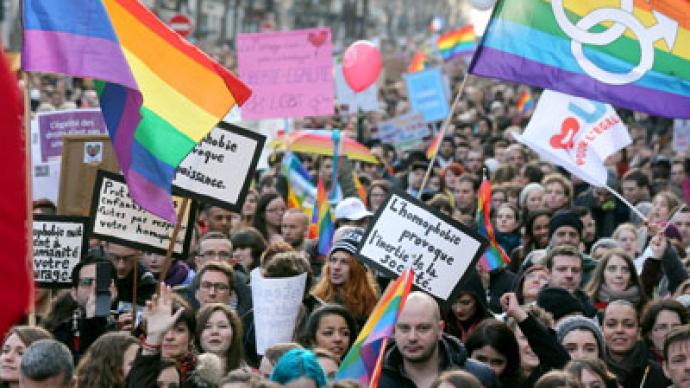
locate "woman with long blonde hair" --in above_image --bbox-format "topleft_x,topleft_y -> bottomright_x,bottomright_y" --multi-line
311,228 -> 379,325
585,248 -> 647,313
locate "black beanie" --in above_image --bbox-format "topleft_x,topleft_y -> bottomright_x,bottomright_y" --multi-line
536,287 -> 584,321
548,209 -> 583,238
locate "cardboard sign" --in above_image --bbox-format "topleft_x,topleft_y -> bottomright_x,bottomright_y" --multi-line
237,27 -> 334,119
674,119 -> 690,154
250,268 -> 307,355
172,122 -> 265,211
37,109 -> 107,162
334,63 -> 379,114
374,112 -> 429,150
404,67 -> 450,123
88,171 -> 196,258
33,215 -> 88,288
357,189 -> 488,301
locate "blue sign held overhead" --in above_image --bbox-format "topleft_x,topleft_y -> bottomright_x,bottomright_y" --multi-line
404,67 -> 450,123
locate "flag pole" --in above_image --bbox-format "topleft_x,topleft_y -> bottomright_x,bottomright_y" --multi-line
159,197 -> 190,283
417,73 -> 470,199
603,185 -> 648,222
21,70 -> 36,326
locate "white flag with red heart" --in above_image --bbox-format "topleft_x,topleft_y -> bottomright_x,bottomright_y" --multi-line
513,90 -> 631,187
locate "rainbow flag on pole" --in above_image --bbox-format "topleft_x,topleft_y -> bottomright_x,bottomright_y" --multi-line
283,152 -> 317,209
22,0 -> 251,222
437,25 -> 476,61
469,0 -> 690,119
337,269 -> 414,387
426,128 -> 444,160
476,178 -> 510,271
516,90 -> 534,115
408,51 -> 428,73
314,179 -> 335,256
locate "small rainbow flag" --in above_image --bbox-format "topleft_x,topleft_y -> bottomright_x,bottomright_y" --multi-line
437,25 -> 476,61
476,178 -> 511,271
314,178 -> 335,256
353,171 -> 367,204
516,91 -> 534,115
469,0 -> 690,119
283,152 -> 317,210
426,129 -> 444,160
408,51 -> 428,73
336,269 -> 414,387
22,0 -> 251,222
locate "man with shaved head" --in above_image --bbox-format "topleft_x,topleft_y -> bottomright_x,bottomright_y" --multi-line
379,291 -> 498,388
281,208 -> 319,274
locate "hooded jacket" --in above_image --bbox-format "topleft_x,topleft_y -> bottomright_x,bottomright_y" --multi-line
378,333 -> 498,388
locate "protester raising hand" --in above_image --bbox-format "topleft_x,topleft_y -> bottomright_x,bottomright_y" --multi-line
649,230 -> 668,259
501,292 -> 528,323
141,282 -> 185,355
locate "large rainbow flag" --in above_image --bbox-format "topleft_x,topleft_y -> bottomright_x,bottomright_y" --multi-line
469,0 -> 690,119
22,0 -> 251,222
437,25 -> 476,61
336,269 -> 414,387
476,178 -> 510,271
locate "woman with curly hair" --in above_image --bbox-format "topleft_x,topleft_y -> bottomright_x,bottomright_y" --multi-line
196,303 -> 245,375
75,332 -> 139,387
311,228 -> 379,326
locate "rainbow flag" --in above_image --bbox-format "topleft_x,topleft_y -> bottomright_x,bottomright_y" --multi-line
353,171 -> 367,204
283,152 -> 317,209
22,0 -> 251,222
469,0 -> 690,119
408,51 -> 428,73
426,129 -> 444,160
437,25 -> 476,61
315,179 -> 335,256
337,269 -> 414,387
516,90 -> 534,115
476,178 -> 511,271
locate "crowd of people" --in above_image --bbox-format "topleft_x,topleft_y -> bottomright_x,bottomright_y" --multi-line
5,33 -> 690,388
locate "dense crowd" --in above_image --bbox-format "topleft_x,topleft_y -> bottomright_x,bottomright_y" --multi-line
4,36 -> 690,388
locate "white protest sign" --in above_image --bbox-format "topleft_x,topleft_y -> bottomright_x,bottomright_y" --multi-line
33,215 -> 88,288
33,159 -> 61,205
88,171 -> 196,258
251,268 -> 307,355
358,189 -> 487,301
674,119 -> 690,154
173,123 -> 265,211
374,112 -> 429,150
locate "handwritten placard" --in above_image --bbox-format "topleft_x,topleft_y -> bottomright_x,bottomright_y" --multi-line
37,109 -> 107,162
88,171 -> 196,258
374,112 -> 429,150
237,27 -> 334,119
250,268 -> 307,355
33,215 -> 88,288
173,122 -> 265,211
404,67 -> 450,123
357,189 -> 487,301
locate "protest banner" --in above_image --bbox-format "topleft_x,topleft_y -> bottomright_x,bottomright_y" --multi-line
33,215 -> 88,288
674,120 -> 690,154
335,63 -> 379,114
373,112 -> 429,150
357,188 -> 488,301
250,268 -> 307,355
404,67 -> 450,123
237,27 -> 334,119
57,134 -> 120,216
37,109 -> 107,162
88,171 -> 196,258
172,122 -> 265,211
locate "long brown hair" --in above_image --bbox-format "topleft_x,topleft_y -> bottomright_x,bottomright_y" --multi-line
311,251 -> 379,318
585,248 -> 646,308
195,303 -> 244,374
75,332 -> 138,388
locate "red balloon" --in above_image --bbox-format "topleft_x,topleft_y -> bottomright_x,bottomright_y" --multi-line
342,41 -> 382,93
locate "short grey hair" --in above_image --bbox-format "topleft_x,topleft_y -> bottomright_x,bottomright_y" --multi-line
20,339 -> 74,386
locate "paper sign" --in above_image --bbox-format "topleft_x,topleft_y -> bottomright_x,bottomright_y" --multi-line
357,189 -> 487,301
251,268 -> 307,355
173,122 -> 265,211
33,159 -> 61,205
674,120 -> 690,154
374,112 -> 429,150
404,67 -> 449,123
335,63 -> 379,114
88,171 -> 196,258
237,27 -> 334,119
33,215 -> 88,288
37,109 -> 107,162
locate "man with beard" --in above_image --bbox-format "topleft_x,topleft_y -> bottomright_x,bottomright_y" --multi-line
379,292 -> 497,388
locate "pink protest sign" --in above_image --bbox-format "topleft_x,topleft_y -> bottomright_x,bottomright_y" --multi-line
237,28 -> 334,120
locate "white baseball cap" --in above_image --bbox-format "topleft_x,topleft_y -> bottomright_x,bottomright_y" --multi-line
334,197 -> 373,221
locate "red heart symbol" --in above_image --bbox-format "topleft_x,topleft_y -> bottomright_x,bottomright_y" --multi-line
550,117 -> 580,150
308,30 -> 328,48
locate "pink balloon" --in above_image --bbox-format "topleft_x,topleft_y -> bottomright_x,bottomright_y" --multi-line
342,41 -> 382,93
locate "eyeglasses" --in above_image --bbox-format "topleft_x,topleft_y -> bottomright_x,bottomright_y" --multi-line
78,277 -> 95,287
200,281 -> 230,292
198,251 -> 232,260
